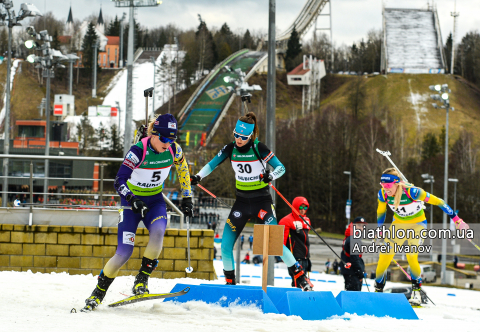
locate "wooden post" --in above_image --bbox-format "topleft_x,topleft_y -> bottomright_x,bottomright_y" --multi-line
262,225 -> 270,293
253,224 -> 284,293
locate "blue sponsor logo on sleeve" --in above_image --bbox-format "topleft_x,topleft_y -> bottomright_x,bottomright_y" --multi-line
410,188 -> 419,199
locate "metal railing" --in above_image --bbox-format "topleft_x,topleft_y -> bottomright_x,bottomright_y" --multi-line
0,154 -> 184,228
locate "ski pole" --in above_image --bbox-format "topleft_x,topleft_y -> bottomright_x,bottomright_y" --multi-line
362,277 -> 371,292
196,184 -> 233,209
467,238 -> 480,252
363,272 -> 371,292
266,182 -> 351,269
391,258 -> 411,280
364,279 -> 371,292
392,258 -> 436,306
185,215 -> 193,273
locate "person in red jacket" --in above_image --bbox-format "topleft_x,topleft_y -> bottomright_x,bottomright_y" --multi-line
279,197 -> 313,288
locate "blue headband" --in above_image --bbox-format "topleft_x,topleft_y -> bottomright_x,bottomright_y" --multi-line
380,174 -> 400,183
234,120 -> 254,136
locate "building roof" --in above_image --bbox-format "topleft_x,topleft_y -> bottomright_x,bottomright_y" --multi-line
106,36 -> 120,46
57,35 -> 72,44
287,62 -> 310,76
16,120 -> 46,126
67,6 -> 73,24
98,8 -> 104,25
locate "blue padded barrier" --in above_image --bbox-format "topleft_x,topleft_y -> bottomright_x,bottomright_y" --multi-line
164,284 -> 279,314
335,291 -> 418,320
275,291 -> 345,320
198,284 -> 302,307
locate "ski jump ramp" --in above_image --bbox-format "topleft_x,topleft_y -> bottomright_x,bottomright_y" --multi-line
382,7 -> 447,74
276,0 -> 329,42
177,50 -> 267,149
178,0 -> 329,150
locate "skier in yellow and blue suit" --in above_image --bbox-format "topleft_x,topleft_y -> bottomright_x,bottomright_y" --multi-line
375,168 -> 467,306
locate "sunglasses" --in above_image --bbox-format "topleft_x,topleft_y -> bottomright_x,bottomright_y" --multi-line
233,131 -> 251,141
380,182 -> 396,189
158,135 -> 176,144
299,205 -> 308,210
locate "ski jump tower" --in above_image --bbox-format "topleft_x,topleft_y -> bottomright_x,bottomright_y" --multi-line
381,5 -> 447,74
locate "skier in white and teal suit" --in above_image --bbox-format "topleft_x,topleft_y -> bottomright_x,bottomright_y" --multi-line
81,114 -> 193,312
191,112 -> 313,291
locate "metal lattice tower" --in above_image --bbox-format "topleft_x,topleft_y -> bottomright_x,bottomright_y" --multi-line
450,0 -> 459,75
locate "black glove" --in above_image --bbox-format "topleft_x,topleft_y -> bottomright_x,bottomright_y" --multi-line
181,197 -> 194,217
130,197 -> 150,218
190,175 -> 202,186
260,170 -> 273,183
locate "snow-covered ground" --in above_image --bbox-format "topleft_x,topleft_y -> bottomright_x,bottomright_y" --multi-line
2,260 -> 479,331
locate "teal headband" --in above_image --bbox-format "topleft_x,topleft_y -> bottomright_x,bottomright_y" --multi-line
234,120 -> 254,136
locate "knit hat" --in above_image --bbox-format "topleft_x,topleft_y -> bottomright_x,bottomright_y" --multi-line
152,113 -> 177,139
353,216 -> 367,224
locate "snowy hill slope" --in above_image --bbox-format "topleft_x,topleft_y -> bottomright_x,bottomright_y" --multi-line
0,59 -> 20,135
101,45 -> 185,136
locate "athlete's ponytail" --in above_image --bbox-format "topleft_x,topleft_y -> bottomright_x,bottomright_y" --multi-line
147,118 -> 155,137
239,112 -> 259,141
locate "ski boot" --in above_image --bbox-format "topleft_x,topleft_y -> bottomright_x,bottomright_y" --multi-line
224,270 -> 236,285
409,278 -> 422,307
81,271 -> 115,312
132,257 -> 158,295
288,262 -> 314,291
374,279 -> 385,293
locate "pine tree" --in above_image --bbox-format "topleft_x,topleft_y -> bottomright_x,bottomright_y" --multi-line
218,23 -> 234,58
181,53 -> 195,87
106,15 -> 120,36
421,132 -> 442,161
0,28 -> 8,55
109,124 -> 123,157
444,33 -> 453,73
81,22 -> 98,70
285,25 -> 302,71
218,42 -> 232,62
96,122 -> 109,149
76,112 -> 95,154
158,30 -> 168,48
243,29 -> 254,49
220,23 -> 232,37
195,18 -> 217,71
51,30 -> 60,51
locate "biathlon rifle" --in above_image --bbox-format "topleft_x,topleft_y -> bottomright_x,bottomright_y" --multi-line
134,87 -> 154,144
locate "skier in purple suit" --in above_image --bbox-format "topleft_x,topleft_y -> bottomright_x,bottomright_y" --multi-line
81,114 -> 193,312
